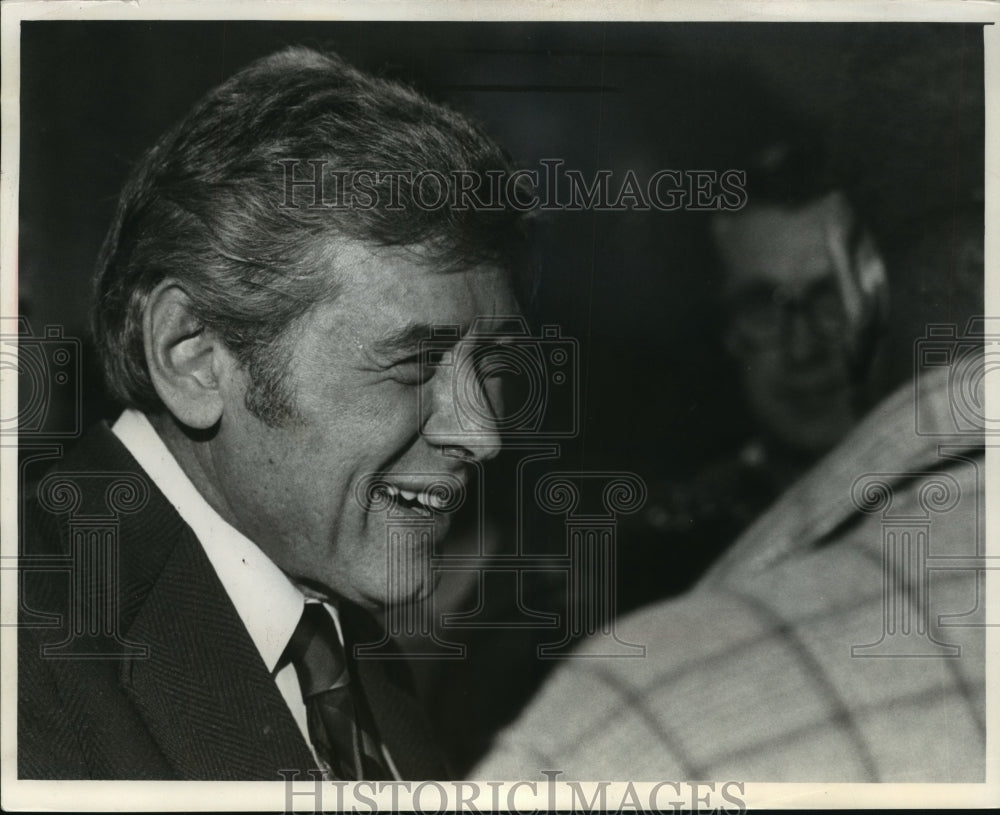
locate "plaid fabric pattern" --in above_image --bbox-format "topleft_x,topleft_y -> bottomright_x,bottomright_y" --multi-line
473,366 -> 985,781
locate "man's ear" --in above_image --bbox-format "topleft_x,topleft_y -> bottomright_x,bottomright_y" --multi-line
143,280 -> 233,430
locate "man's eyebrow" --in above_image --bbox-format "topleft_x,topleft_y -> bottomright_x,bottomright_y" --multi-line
371,320 -> 523,357
370,322 -> 448,356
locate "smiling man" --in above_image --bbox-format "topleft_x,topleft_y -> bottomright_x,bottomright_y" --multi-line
18,47 -> 527,780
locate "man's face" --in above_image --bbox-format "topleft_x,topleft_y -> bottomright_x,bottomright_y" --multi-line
712,194 -> 861,454
206,241 -> 518,610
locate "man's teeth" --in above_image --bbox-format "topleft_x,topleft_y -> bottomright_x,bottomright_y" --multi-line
379,484 -> 446,511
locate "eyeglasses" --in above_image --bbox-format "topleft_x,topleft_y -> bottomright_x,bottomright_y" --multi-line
726,277 -> 849,344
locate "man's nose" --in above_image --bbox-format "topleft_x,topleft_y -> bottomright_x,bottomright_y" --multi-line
422,352 -> 503,462
782,306 -> 824,364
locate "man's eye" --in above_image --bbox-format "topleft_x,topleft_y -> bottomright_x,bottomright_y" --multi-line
391,353 -> 435,385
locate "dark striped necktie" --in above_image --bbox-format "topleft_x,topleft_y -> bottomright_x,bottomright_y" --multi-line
284,602 -> 390,780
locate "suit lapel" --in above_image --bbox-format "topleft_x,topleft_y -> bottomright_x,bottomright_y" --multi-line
61,424 -> 316,779
57,423 -> 442,779
118,527 -> 316,779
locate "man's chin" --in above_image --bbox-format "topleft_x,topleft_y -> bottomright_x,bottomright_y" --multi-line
357,577 -> 439,625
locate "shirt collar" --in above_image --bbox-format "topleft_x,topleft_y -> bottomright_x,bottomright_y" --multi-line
112,409 -> 341,672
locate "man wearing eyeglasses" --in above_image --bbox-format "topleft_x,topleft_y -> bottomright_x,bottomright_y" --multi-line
621,139 -> 888,605
710,156 -> 888,477
475,141 -> 985,783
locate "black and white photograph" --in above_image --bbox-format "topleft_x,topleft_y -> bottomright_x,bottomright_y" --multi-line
2,1 -> 996,810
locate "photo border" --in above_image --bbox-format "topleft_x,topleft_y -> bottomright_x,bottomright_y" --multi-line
2,1 -> 996,810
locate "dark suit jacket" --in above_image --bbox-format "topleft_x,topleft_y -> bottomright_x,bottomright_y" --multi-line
18,422 -> 447,780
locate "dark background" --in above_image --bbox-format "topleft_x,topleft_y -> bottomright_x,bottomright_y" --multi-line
17,20 -> 986,772
20,21 -> 985,471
